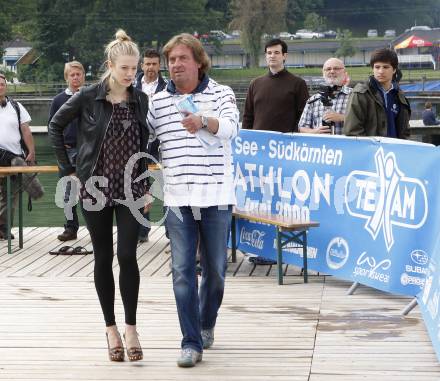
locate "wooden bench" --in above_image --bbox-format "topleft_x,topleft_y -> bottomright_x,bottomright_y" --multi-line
231,208 -> 319,285
0,166 -> 59,254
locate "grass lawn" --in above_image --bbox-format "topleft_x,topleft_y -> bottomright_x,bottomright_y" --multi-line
6,67 -> 439,98
210,67 -> 440,83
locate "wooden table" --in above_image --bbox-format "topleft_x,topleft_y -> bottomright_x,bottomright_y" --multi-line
0,166 -> 59,254
231,208 -> 319,285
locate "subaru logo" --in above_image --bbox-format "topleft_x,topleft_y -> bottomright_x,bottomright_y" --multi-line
410,249 -> 429,266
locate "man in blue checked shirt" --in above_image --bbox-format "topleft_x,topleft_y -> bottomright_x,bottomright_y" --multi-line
299,57 -> 352,135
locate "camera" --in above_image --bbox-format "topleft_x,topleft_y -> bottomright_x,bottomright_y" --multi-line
318,84 -> 339,133
318,84 -> 338,107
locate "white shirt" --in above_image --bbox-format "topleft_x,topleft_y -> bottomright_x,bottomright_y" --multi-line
142,76 -> 159,98
0,100 -> 31,155
147,78 -> 240,207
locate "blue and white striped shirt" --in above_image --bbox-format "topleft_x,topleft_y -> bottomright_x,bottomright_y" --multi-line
147,76 -> 240,207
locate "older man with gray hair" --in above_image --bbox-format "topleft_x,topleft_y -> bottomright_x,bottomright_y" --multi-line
299,57 -> 352,134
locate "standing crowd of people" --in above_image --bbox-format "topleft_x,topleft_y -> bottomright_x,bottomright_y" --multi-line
1,32 -> 418,368
243,38 -> 411,140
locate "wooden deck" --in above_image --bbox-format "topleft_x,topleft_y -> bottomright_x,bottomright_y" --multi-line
0,226 -> 439,380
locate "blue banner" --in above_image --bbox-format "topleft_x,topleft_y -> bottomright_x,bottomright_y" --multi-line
232,130 -> 440,296
417,235 -> 440,361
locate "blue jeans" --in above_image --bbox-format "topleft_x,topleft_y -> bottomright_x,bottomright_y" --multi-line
166,205 -> 232,352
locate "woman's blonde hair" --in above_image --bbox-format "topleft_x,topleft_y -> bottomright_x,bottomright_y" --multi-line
101,29 -> 139,82
162,33 -> 211,79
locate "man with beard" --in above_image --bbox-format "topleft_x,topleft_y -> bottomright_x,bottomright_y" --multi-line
299,57 -> 352,135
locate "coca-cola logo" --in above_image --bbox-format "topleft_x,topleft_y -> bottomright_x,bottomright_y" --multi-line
240,228 -> 265,249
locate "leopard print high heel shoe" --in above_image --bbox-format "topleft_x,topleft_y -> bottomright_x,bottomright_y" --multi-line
106,332 -> 125,362
123,332 -> 143,361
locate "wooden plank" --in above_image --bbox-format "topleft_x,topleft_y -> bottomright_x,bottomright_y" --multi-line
0,227 -> 60,275
0,227 -> 41,258
6,227 -> 90,277
233,208 -> 319,230
29,227 -> 93,276
0,165 -> 58,175
1,228 -> 440,380
0,277 -> 317,380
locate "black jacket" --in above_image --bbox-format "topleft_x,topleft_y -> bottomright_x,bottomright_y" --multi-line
48,90 -> 78,147
134,72 -> 167,93
49,82 -> 149,182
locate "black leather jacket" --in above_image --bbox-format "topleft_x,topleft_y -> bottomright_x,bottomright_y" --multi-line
49,82 -> 149,182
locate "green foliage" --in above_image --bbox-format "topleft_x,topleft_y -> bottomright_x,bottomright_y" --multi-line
0,0 -> 38,62
18,59 -> 65,82
304,12 -> 326,32
206,0 -> 233,25
29,0 -> 223,78
335,29 -> 357,60
0,0 -> 13,53
0,68 -> 16,82
286,0 -> 324,31
3,0 -> 440,81
34,0 -> 92,64
230,0 -> 287,67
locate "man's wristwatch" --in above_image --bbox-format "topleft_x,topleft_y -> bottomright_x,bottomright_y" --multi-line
201,115 -> 209,129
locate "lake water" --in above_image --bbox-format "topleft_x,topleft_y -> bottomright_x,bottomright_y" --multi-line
16,134 -> 164,227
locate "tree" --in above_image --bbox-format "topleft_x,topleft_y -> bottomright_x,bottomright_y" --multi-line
0,1 -> 12,54
304,12 -> 326,32
34,0 -> 92,63
206,0 -> 233,26
286,0 -> 324,31
0,0 -> 35,59
335,29 -> 356,61
30,0 -> 219,80
230,0 -> 287,68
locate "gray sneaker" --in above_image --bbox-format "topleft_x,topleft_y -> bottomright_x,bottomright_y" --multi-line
201,328 -> 215,349
177,347 -> 203,368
